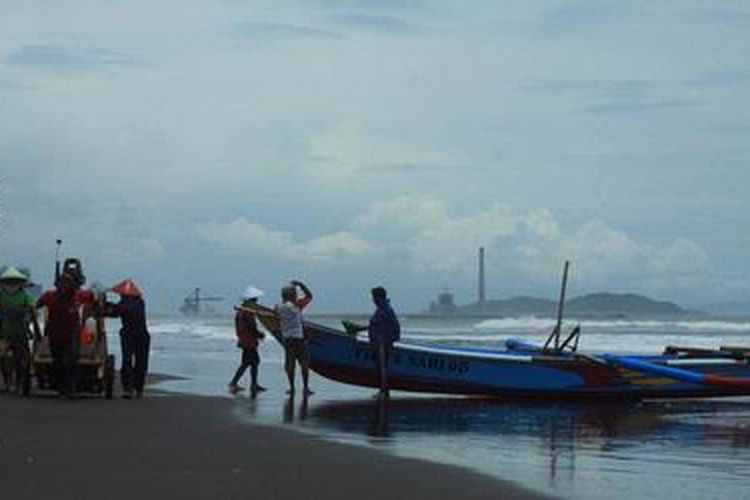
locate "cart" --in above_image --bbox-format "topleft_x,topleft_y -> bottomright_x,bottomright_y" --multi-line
30,292 -> 115,398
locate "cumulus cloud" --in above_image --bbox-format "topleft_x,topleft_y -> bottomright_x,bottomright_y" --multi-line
354,194 -> 449,235
352,194 -> 715,295
196,218 -> 375,263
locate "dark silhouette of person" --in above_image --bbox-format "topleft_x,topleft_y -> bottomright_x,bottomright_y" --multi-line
368,286 -> 400,399
105,279 -> 150,398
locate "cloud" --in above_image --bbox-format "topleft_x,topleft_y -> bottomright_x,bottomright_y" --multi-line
642,237 -> 713,290
520,79 -> 698,115
328,14 -> 424,34
357,195 -> 520,272
580,99 -> 696,115
196,218 -> 375,263
355,194 -> 449,235
304,122 -> 464,184
353,194 -> 718,296
4,44 -> 135,72
101,237 -> 165,265
295,232 -> 376,262
235,21 -> 342,40
534,2 -> 639,37
0,77 -> 34,91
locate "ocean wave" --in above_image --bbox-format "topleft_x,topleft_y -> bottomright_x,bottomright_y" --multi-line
149,322 -> 235,340
474,317 -> 750,333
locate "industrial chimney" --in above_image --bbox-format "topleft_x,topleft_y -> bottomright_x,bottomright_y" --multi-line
478,246 -> 486,306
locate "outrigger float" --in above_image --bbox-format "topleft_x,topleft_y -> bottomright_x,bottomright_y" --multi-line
244,263 -> 750,400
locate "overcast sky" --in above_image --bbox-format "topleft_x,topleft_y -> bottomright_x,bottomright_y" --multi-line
1,1 -> 749,313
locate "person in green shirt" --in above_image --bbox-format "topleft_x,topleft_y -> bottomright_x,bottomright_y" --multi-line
0,266 -> 38,393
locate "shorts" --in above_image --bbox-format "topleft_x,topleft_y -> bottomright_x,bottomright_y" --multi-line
284,337 -> 309,363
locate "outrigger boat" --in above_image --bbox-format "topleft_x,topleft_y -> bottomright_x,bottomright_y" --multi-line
244,263 -> 750,400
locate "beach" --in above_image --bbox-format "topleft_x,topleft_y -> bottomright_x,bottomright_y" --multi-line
0,386 -> 543,500
4,315 -> 750,500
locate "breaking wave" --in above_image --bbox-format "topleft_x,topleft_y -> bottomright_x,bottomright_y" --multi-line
474,317 -> 750,334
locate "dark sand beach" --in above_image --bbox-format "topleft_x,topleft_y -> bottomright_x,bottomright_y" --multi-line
0,383 -> 546,500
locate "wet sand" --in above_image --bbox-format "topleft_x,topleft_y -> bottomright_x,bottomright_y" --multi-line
0,386 -> 547,500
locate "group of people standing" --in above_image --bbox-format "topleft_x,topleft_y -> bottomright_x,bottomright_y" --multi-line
228,279 -> 400,400
0,265 -> 150,399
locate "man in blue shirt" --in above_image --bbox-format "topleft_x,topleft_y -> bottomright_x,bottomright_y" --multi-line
368,286 -> 400,399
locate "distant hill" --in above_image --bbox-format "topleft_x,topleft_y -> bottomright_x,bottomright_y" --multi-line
452,292 -> 695,319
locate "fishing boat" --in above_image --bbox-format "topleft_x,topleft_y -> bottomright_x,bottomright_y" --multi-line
244,264 -> 750,400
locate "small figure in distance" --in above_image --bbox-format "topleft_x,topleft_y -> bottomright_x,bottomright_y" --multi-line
229,286 -> 267,397
368,286 -> 400,400
104,279 -> 151,399
277,280 -> 314,397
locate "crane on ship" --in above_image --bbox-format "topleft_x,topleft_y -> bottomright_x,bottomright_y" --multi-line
179,287 -> 223,316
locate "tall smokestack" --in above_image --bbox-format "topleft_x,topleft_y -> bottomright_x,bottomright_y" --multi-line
478,246 -> 486,306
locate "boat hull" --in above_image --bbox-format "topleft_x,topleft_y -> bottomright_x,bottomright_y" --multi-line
303,322 -> 750,400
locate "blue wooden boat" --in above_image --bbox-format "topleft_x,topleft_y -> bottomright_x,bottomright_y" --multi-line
246,263 -> 750,400
307,322 -> 750,400
243,303 -> 750,401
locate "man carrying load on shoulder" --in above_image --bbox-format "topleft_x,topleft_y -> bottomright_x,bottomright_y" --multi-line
229,286 -> 267,396
0,267 -> 38,393
277,280 -> 314,397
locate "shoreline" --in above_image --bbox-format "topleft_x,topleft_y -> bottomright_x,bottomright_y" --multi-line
1,380 -> 549,500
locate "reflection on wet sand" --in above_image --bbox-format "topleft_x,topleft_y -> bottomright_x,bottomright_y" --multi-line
283,394 -> 310,423
305,396 -> 750,486
309,397 -> 750,444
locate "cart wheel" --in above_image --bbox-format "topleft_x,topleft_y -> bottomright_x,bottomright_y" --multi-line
104,355 -> 115,399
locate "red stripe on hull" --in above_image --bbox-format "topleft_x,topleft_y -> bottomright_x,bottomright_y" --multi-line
310,361 -> 750,400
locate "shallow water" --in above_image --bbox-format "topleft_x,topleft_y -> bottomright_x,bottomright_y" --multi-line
132,315 -> 750,500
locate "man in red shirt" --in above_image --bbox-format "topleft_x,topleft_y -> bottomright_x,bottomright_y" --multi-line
36,273 -> 87,398
228,286 -> 266,396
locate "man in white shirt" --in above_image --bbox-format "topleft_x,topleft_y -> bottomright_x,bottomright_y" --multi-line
277,280 -> 313,397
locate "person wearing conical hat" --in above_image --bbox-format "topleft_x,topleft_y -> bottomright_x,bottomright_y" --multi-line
104,278 -> 150,398
228,286 -> 267,396
0,266 -> 38,393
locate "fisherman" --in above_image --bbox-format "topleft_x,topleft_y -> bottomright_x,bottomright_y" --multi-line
37,272 -> 82,398
368,286 -> 400,399
277,280 -> 314,397
0,267 -> 38,393
104,279 -> 151,398
228,286 -> 267,396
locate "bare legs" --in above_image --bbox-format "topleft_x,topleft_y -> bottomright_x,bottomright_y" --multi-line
285,338 -> 313,396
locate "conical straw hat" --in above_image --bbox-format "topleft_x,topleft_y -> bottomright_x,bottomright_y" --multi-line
111,279 -> 142,297
0,266 -> 28,282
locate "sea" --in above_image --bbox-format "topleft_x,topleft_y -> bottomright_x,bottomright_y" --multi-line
132,314 -> 750,500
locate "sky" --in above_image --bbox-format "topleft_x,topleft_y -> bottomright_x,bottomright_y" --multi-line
1,1 -> 749,313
